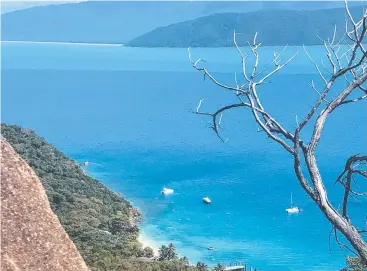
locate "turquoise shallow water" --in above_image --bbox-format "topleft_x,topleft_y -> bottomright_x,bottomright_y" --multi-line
2,42 -> 366,270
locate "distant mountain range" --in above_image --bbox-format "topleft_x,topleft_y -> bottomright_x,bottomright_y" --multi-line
1,1 -> 362,44
128,6 -> 363,47
0,1 -> 83,14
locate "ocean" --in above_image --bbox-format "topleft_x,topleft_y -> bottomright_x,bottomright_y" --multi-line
2,42 -> 366,271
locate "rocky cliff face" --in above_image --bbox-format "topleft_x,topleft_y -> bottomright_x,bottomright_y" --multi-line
1,139 -> 89,271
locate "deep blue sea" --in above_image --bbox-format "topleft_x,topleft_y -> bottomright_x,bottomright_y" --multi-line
2,42 -> 366,271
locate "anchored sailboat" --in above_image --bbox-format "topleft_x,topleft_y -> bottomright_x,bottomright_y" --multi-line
286,193 -> 299,213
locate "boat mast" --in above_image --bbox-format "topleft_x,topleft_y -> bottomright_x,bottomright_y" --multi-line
290,193 -> 293,207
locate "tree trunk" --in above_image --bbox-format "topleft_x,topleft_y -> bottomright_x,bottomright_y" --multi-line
300,152 -> 367,263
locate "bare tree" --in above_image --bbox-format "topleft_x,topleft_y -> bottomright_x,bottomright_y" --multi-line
189,1 -> 367,263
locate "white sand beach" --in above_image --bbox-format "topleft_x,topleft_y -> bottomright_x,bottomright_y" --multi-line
138,231 -> 161,255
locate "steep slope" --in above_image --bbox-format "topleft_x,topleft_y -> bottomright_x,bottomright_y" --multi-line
1,124 -> 145,270
1,139 -> 89,271
1,1 -> 359,43
1,124 -> 204,271
128,6 -> 362,47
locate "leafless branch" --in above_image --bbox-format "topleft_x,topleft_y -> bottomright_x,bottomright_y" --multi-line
335,155 -> 367,221
334,227 -> 358,256
340,93 -> 367,104
189,1 -> 367,261
234,31 -> 250,82
303,45 -> 328,85
188,47 -> 246,94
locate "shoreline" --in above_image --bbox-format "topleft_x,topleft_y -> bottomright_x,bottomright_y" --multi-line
1,40 -> 123,47
138,230 -> 160,255
2,40 -> 330,49
83,166 -> 162,256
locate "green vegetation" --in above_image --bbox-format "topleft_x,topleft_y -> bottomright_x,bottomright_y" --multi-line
158,243 -> 178,261
5,123 -> 356,270
340,257 -> 367,271
128,7 -> 362,47
0,124 -> 204,271
196,262 -> 209,271
3,1 -> 354,44
213,264 -> 225,271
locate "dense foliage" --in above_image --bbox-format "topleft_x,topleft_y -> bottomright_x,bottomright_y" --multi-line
128,7 -> 362,47
213,264 -> 225,271
158,243 -> 178,261
196,262 -> 209,271
340,257 -> 367,271
1,124 -> 204,271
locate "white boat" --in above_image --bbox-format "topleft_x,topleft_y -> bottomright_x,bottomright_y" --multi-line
286,206 -> 300,213
203,197 -> 211,204
207,246 -> 215,250
161,187 -> 174,195
286,193 -> 299,213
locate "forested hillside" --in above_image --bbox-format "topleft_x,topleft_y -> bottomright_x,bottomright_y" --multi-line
128,7 -> 362,47
1,124 -> 202,271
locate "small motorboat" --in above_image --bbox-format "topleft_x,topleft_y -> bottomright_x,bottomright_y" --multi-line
161,187 -> 174,195
286,206 -> 300,213
207,246 -> 215,250
286,193 -> 299,213
203,197 -> 211,204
